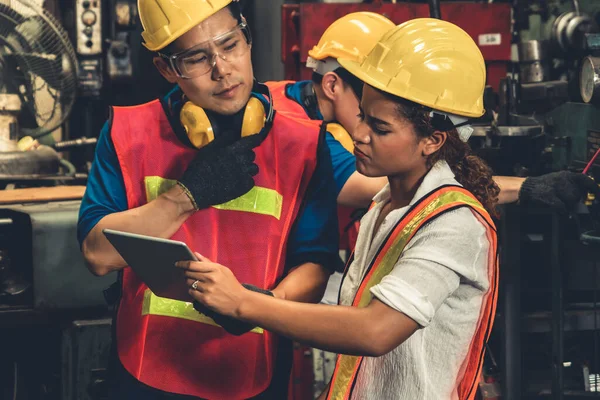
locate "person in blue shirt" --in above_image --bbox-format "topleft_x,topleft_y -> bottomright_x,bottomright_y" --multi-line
78,2 -> 340,399
78,84 -> 339,270
274,12 -> 599,212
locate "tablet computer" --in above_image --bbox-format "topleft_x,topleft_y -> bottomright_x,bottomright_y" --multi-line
103,229 -> 198,302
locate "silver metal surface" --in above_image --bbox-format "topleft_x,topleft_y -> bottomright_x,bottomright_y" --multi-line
580,56 -> 600,104
520,62 -> 549,83
518,41 -> 550,83
0,94 -> 21,152
552,11 -> 596,53
0,200 -> 115,310
518,40 -> 548,62
472,125 -> 543,137
0,145 -> 60,177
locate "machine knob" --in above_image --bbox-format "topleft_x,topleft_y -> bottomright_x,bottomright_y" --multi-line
83,26 -> 93,37
82,10 -> 97,26
110,42 -> 128,58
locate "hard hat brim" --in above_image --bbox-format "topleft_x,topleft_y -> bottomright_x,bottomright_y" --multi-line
141,0 -> 233,52
338,57 -> 485,119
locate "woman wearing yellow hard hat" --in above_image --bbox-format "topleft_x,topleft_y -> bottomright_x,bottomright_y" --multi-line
181,18 -> 499,399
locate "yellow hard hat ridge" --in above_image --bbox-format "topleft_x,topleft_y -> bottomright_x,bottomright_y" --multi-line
338,18 -> 486,118
138,0 -> 233,51
308,12 -> 395,64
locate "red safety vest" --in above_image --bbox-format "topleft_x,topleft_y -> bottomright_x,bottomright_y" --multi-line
266,80 -> 361,253
110,99 -> 320,399
327,186 -> 499,400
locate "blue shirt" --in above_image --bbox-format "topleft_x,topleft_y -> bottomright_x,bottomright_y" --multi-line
78,86 -> 340,271
285,80 -> 357,195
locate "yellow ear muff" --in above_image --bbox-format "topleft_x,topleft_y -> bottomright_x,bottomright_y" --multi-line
179,97 -> 266,149
180,102 -> 214,149
241,97 -> 266,138
327,122 -> 354,153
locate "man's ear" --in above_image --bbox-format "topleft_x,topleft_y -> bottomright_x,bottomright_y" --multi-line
422,130 -> 447,156
153,56 -> 178,83
320,72 -> 340,101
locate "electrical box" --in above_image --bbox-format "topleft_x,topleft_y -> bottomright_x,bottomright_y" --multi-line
75,0 -> 102,55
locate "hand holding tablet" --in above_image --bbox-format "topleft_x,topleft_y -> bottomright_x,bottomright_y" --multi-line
103,229 -> 197,302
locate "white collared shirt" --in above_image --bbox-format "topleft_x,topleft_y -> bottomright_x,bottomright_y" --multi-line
339,161 -> 491,400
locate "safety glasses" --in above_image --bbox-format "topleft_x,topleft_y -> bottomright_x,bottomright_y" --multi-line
159,22 -> 252,79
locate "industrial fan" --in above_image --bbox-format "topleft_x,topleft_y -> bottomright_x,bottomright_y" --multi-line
0,0 -> 78,180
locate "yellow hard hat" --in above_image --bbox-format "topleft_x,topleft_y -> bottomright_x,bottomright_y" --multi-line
338,18 -> 486,118
139,0 -> 233,51
308,12 -> 395,63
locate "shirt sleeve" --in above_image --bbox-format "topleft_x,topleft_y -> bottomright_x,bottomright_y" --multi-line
285,134 -> 342,273
77,120 -> 128,246
370,208 -> 491,327
325,132 -> 356,196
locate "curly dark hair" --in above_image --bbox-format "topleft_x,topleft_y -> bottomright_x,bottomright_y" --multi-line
388,93 -> 500,218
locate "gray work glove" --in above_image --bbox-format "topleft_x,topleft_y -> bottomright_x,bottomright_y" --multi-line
519,171 -> 600,210
178,134 -> 263,210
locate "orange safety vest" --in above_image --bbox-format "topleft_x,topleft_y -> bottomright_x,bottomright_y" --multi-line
110,99 -> 321,399
267,80 -> 311,119
266,80 -> 361,254
327,186 -> 499,400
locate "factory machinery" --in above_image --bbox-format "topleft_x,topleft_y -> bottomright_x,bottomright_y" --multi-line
0,0 -> 137,399
283,1 -> 600,399
0,0 -> 598,399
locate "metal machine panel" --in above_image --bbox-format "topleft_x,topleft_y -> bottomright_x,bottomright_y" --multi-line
282,2 -> 512,91
76,0 -> 103,55
547,102 -> 600,170
0,201 -> 115,310
61,318 -> 112,400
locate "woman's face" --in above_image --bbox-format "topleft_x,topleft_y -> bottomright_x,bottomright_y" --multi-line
352,85 -> 428,178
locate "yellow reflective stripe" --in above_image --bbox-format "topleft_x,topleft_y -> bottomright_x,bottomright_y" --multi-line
329,355 -> 360,400
144,176 -> 283,219
141,289 -> 264,334
145,176 -> 178,203
328,189 -> 489,400
213,186 -> 283,220
357,190 -> 484,308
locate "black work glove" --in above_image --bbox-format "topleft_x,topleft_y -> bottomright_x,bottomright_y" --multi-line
519,171 -> 600,211
178,134 -> 264,210
193,283 -> 274,336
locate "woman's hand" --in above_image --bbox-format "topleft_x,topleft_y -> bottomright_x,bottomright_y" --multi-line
175,253 -> 247,318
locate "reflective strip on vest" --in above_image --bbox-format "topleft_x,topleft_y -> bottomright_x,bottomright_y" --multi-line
327,186 -> 497,400
141,289 -> 264,334
142,175 -> 279,332
144,176 -> 283,219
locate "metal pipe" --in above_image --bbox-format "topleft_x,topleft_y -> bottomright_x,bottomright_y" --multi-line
52,137 -> 98,151
501,206 -> 522,399
572,0 -> 580,15
59,158 -> 77,177
551,212 -> 564,400
428,0 -> 442,19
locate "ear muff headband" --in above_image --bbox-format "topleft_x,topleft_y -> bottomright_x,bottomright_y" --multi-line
300,82 -> 321,121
